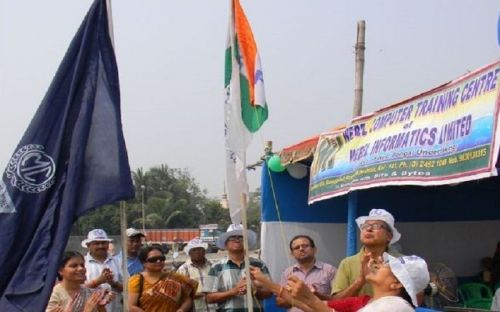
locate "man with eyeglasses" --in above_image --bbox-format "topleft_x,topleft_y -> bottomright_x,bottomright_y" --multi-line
331,209 -> 402,300
277,235 -> 336,311
204,224 -> 273,311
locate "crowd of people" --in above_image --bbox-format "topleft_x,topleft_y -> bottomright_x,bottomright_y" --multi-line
45,209 -> 431,312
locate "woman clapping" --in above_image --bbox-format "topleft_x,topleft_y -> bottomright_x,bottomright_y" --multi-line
46,251 -> 112,312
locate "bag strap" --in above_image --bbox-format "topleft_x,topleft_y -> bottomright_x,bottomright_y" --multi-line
137,273 -> 144,307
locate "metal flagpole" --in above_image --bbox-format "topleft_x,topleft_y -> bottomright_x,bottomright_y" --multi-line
240,193 -> 254,311
227,0 -> 253,308
347,20 -> 366,257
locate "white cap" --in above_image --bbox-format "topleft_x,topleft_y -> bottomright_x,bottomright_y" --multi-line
126,228 -> 145,238
355,209 -> 401,245
184,238 -> 208,254
81,229 -> 112,248
216,224 -> 257,250
384,253 -> 430,307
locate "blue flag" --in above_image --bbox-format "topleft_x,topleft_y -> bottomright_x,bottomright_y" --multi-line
0,0 -> 134,310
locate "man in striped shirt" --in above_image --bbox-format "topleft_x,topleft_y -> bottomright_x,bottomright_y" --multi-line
204,224 -> 273,312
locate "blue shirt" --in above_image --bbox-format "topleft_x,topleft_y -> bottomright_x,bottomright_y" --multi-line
127,256 -> 144,276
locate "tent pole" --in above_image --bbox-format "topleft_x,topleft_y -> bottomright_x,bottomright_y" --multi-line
347,20 -> 366,256
347,192 -> 358,256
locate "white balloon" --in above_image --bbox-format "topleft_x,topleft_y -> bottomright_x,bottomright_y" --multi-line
286,163 -> 308,179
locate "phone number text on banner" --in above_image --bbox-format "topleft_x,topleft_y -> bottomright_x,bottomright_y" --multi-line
309,62 -> 500,204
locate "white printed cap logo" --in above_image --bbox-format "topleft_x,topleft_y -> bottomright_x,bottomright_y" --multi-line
6,144 -> 56,193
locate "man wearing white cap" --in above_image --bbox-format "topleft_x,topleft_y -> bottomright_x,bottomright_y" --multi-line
82,229 -> 123,312
126,227 -> 145,276
204,224 -> 273,311
331,209 -> 403,299
177,238 -> 217,312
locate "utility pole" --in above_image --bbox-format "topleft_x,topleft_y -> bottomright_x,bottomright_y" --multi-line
352,20 -> 366,118
347,20 -> 366,256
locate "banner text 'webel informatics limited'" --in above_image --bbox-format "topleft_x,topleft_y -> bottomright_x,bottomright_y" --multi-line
309,61 -> 500,204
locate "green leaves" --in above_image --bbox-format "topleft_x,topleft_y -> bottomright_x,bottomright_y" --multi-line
72,164 -> 237,235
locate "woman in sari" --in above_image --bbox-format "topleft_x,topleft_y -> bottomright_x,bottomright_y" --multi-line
128,245 -> 198,312
46,251 -> 111,312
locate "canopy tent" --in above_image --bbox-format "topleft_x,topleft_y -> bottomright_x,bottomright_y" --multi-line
260,60 -> 500,311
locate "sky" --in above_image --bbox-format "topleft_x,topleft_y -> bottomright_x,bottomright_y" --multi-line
0,0 -> 498,198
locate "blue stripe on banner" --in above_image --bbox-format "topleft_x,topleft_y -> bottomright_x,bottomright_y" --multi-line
262,163 -> 500,223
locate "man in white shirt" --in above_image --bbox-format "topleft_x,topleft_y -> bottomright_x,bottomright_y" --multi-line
82,229 -> 123,312
177,238 -> 217,312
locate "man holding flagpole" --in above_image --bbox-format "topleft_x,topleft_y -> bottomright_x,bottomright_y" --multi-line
0,1 -> 135,310
224,0 -> 270,310
204,224 -> 273,312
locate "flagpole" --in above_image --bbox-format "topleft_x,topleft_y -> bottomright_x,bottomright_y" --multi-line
104,1 -> 128,310
105,0 -> 115,48
120,201 -> 129,312
240,193 -> 254,311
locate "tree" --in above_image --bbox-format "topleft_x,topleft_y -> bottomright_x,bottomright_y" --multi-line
71,203 -> 121,235
247,188 -> 262,234
201,199 -> 231,230
72,164 -> 228,234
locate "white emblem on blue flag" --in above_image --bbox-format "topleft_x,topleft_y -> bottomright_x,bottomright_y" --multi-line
0,180 -> 15,213
6,144 -> 56,193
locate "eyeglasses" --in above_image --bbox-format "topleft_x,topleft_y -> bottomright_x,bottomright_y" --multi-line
291,244 -> 311,251
227,236 -> 243,242
146,255 -> 166,263
360,223 -> 387,231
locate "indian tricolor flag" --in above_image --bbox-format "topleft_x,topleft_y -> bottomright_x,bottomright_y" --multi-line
225,0 -> 268,223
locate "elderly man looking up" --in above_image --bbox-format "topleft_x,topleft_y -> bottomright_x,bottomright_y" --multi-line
126,228 -> 145,276
177,238 -> 217,312
277,235 -> 336,311
251,253 -> 430,312
331,209 -> 402,299
204,224 -> 273,312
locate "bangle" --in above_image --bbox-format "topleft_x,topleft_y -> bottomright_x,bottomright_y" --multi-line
278,286 -> 284,298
